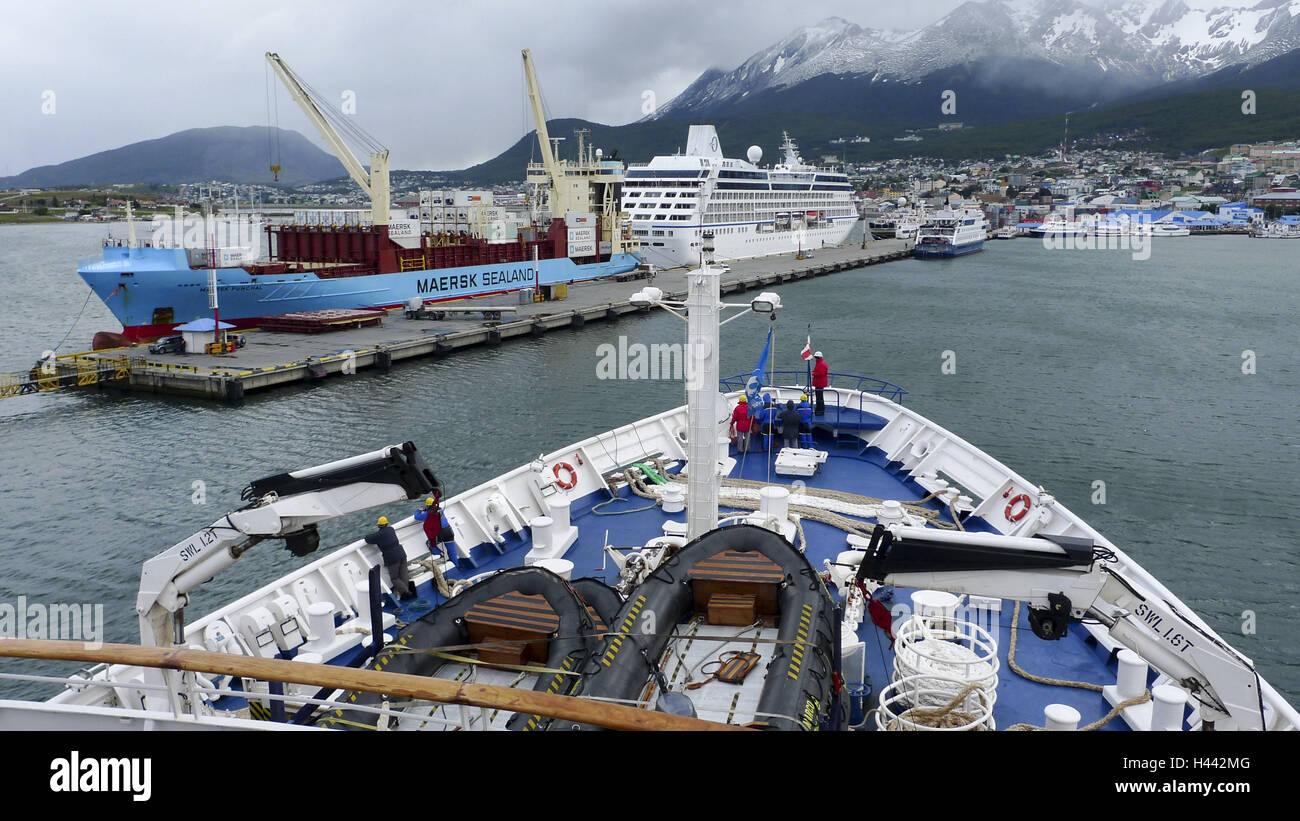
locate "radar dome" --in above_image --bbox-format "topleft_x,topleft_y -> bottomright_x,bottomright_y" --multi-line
746,145 -> 762,164
896,197 -> 907,206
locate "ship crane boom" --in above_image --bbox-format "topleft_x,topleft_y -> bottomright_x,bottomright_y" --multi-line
135,442 -> 438,650
521,48 -> 562,214
847,524 -> 1266,730
265,52 -> 390,224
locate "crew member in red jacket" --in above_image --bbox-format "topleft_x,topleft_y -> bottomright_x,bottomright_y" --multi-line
811,351 -> 830,416
729,395 -> 752,453
421,495 -> 448,561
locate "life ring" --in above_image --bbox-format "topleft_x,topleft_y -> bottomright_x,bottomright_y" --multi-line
553,462 -> 578,490
1004,494 -> 1032,523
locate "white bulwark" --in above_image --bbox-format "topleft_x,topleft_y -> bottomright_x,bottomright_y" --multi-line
623,126 -> 858,268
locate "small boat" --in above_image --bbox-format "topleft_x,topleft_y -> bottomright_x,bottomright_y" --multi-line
1250,222 -> 1300,239
572,523 -> 837,730
319,565 -> 618,731
1028,215 -> 1088,238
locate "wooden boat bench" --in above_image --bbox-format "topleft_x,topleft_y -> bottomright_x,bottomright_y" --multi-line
687,549 -> 785,627
464,592 -> 560,666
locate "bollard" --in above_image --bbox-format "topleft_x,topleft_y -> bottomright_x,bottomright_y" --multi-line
1115,649 -> 1148,701
1044,703 -> 1081,731
1151,685 -> 1187,731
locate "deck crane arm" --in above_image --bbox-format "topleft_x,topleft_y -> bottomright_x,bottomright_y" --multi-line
846,524 -> 1265,730
265,52 -> 390,224
136,442 -> 438,648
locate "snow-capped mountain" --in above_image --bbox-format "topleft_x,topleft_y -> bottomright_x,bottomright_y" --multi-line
654,0 -> 1300,117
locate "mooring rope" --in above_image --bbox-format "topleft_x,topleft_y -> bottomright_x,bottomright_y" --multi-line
1003,601 -> 1151,731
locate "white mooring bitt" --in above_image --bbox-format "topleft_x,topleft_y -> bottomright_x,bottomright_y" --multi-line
758,485 -> 790,521
1044,703 -> 1081,731
1116,649 -> 1148,700
304,601 -> 334,643
1151,684 -> 1187,731
1102,648 -> 1182,731
525,496 -> 579,564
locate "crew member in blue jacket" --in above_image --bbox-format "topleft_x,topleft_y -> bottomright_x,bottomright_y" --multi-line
760,394 -> 779,450
365,516 -> 415,600
798,394 -> 814,448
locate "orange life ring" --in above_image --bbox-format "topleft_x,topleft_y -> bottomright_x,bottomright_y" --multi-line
1004,494 -> 1032,522
553,462 -> 578,490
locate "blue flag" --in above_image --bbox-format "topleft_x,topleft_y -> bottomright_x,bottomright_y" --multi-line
745,328 -> 773,417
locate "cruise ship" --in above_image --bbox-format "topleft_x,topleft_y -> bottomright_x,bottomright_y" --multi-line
622,127 -> 858,267
912,208 -> 986,258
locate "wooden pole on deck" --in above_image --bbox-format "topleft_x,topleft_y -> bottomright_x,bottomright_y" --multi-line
0,639 -> 748,732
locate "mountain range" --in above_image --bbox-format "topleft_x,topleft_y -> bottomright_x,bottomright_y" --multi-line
6,1 -> 1300,190
444,1 -> 1300,183
654,1 -> 1300,118
0,126 -> 344,189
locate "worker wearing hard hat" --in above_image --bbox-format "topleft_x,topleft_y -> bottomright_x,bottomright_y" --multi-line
798,394 -> 814,448
729,395 -> 752,454
365,514 -> 415,600
419,494 -> 450,562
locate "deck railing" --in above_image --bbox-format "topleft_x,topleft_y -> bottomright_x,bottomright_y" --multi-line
720,371 -> 906,403
718,371 -> 906,434
718,371 -> 906,438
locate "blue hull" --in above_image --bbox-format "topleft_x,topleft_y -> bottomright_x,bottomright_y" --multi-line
78,246 -> 641,338
913,239 -> 983,258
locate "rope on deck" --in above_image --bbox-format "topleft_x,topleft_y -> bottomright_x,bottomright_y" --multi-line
1003,601 -> 1151,731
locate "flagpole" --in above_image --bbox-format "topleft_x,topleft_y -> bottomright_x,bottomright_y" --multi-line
805,323 -> 812,393
768,320 -> 775,482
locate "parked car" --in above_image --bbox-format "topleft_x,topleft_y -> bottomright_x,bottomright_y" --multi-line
148,335 -> 184,355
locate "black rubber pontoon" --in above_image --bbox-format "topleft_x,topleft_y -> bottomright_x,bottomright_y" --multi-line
563,524 -> 838,730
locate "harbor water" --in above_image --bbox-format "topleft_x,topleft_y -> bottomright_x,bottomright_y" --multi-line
0,222 -> 1296,705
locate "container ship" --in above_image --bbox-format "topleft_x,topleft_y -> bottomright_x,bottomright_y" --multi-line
78,51 -> 640,342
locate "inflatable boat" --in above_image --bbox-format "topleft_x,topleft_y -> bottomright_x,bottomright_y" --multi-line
570,524 -> 839,730
319,566 -> 615,731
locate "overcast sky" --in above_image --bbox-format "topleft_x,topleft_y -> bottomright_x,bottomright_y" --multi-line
0,0 -> 1268,175
0,0 -> 978,175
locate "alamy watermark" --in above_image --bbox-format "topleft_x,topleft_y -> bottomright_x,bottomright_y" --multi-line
0,596 -> 104,649
50,751 -> 151,802
595,335 -> 709,388
1041,218 -> 1151,261
149,209 -> 263,256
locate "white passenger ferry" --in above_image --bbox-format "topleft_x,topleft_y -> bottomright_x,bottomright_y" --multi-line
623,127 -> 857,267
913,208 -> 986,258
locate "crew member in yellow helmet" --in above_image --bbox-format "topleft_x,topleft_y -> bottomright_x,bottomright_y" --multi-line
729,394 -> 752,454
365,515 -> 414,600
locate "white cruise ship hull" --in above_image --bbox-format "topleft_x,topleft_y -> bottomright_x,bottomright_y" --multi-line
640,217 -> 858,267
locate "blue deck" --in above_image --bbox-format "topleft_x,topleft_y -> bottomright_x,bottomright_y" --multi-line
381,426 -> 1162,731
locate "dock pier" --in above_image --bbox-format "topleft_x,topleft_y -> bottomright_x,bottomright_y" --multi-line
47,239 -> 913,402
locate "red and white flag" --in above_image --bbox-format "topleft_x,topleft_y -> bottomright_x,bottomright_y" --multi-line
800,336 -> 812,360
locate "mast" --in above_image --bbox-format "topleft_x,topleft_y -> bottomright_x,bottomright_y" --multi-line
265,52 -> 390,225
